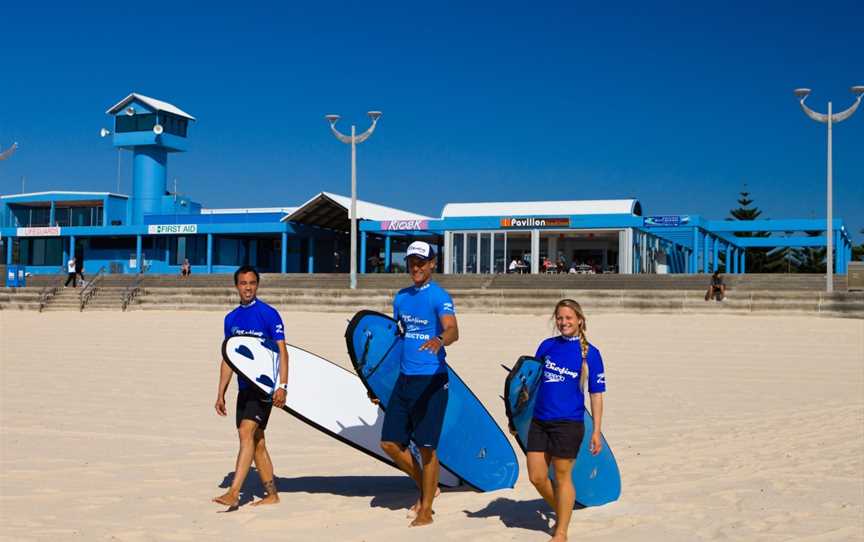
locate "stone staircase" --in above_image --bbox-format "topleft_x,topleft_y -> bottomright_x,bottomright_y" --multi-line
6,273 -> 862,318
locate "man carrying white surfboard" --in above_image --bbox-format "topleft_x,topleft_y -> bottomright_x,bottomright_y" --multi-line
376,241 -> 459,528
213,265 -> 289,509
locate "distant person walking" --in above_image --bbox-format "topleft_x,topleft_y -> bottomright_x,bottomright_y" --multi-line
213,265 -> 289,509
75,258 -> 85,287
64,257 -> 77,287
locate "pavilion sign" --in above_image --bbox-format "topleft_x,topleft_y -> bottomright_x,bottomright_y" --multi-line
500,217 -> 570,228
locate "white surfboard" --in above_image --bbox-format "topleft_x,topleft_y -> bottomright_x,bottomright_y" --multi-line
222,336 -> 462,488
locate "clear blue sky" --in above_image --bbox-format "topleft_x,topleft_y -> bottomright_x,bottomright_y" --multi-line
1,1 -> 862,241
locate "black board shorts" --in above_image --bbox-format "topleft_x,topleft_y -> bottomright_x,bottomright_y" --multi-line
236,386 -> 274,430
381,372 -> 449,449
526,418 -> 584,459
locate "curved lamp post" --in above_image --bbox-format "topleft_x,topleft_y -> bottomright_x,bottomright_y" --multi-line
325,111 -> 382,289
0,141 -> 18,161
794,85 -> 864,293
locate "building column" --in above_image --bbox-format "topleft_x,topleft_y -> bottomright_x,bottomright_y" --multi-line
384,235 -> 392,272
691,228 -> 699,274
249,239 -> 258,267
701,231 -> 709,274
206,234 -> 213,273
307,237 -> 315,274
740,250 -> 746,274
730,248 -> 737,274
49,201 -> 56,226
357,231 -> 367,275
135,235 -> 142,271
280,233 -> 287,274
69,235 -> 76,260
443,231 -> 452,275
530,229 -> 540,274
8,236 -> 15,264
834,231 -> 841,275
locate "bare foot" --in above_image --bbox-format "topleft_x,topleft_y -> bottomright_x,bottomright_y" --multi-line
212,491 -> 239,507
251,493 -> 280,506
410,508 -> 434,527
406,487 -> 441,518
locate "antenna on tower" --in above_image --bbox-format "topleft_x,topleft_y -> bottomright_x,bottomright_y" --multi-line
0,142 -> 18,161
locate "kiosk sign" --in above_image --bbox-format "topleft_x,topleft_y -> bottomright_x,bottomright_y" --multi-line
380,220 -> 429,231
148,224 -> 198,234
643,215 -> 690,227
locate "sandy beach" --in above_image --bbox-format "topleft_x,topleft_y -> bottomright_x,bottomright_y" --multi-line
1,309 -> 862,541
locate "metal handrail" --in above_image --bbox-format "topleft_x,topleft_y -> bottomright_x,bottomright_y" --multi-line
121,263 -> 150,311
79,266 -> 106,311
38,266 -> 67,313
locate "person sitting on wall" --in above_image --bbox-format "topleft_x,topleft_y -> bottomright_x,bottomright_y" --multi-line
180,258 -> 192,278
509,259 -> 518,274
705,271 -> 726,301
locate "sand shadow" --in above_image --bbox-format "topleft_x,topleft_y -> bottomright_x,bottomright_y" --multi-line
219,470 -> 468,511
464,497 -> 570,534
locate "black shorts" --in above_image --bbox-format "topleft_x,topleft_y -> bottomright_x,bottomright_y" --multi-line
381,372 -> 449,449
526,418 -> 584,459
236,386 -> 273,430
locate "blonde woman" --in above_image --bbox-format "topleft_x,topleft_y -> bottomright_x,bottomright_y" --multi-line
527,299 -> 606,542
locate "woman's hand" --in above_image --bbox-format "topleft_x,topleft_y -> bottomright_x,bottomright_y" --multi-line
589,431 -> 603,455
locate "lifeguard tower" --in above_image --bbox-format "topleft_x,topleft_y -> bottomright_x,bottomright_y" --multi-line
105,93 -> 196,224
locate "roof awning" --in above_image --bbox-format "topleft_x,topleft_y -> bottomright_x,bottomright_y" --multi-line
285,193 -> 352,231
282,192 -> 432,232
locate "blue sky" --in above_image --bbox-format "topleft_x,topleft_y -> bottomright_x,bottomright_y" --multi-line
1,1 -> 862,241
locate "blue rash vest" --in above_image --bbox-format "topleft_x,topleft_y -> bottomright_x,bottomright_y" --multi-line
392,281 -> 456,376
533,335 -> 606,422
224,298 -> 285,390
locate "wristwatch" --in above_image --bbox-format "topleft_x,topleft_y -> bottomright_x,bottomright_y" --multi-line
277,383 -> 288,392
435,335 -> 445,345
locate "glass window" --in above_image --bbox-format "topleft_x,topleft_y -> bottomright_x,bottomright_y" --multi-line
115,114 -> 157,133
480,233 -> 491,274
466,233 -> 477,274
451,233 -> 464,274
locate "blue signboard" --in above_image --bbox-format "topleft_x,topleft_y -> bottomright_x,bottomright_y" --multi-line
643,215 -> 690,227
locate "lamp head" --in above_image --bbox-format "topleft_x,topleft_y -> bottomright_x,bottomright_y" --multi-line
852,85 -> 864,96
99,128 -> 111,138
793,88 -> 811,98
367,110 -> 382,122
325,114 -> 340,124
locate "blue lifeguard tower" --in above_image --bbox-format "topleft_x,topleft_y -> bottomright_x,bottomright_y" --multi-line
105,93 -> 196,224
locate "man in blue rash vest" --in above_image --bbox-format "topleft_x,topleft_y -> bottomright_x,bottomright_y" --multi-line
213,265 -> 289,509
375,240 -> 459,528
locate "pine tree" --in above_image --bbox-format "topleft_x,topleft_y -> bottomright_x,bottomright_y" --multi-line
853,229 -> 864,262
728,191 -> 785,272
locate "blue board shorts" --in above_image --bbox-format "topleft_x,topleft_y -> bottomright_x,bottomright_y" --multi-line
381,372 -> 449,449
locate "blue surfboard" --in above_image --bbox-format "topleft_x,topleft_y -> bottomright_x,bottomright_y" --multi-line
504,355 -> 621,507
345,310 -> 519,492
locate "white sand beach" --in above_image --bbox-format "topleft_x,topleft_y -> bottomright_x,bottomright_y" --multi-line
1,310 -> 862,541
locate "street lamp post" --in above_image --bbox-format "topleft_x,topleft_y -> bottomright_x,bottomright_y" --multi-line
325,111 -> 382,289
794,85 -> 864,293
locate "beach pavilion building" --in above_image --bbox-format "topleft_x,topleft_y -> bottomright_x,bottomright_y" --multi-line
0,93 -> 856,279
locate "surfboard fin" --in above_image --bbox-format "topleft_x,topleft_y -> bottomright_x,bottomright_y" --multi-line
500,364 -> 511,372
